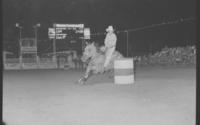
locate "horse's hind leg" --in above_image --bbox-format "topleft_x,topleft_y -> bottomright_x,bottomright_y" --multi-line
108,69 -> 114,79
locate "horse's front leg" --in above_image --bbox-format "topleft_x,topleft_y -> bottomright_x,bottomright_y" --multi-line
78,65 -> 93,84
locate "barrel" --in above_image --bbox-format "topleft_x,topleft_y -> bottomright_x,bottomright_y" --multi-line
114,58 -> 134,84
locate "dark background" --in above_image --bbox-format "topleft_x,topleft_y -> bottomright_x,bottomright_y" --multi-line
2,0 -> 196,56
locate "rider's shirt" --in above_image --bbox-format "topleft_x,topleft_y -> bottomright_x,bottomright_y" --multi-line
104,33 -> 117,48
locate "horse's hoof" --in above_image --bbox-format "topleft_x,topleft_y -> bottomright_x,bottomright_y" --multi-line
81,82 -> 86,85
74,80 -> 80,84
78,78 -> 86,85
80,80 -> 86,85
77,78 -> 83,84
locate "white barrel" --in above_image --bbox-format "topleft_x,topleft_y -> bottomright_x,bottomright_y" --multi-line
114,58 -> 134,84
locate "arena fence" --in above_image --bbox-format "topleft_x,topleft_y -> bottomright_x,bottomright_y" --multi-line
4,58 -> 21,70
3,57 -> 85,70
4,58 -> 56,70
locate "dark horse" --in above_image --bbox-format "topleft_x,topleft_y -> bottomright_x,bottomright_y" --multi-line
78,42 -> 124,84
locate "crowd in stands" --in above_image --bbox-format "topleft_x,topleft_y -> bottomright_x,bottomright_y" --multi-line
135,45 -> 196,66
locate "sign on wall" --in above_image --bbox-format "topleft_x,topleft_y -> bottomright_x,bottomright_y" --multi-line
54,24 -> 84,28
84,28 -> 90,39
48,28 -> 67,39
48,24 -> 85,40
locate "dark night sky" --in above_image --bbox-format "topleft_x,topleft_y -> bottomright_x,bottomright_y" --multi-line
3,0 -> 195,37
2,0 -> 196,56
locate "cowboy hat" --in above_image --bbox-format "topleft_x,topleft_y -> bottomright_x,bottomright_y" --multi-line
106,25 -> 114,32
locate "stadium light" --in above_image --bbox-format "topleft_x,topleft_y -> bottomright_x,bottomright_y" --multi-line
15,23 -> 23,68
33,23 -> 41,42
15,23 -> 23,40
15,23 -> 19,27
33,23 -> 41,28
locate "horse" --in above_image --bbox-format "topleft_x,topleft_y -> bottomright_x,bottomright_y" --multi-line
78,42 -> 124,84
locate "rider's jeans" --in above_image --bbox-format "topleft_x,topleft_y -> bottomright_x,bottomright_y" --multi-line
104,47 -> 115,67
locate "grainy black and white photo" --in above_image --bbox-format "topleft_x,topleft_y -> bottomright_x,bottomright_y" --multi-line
2,0 -> 196,125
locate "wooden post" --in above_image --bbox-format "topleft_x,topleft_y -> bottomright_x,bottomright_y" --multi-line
53,24 -> 57,68
126,30 -> 129,57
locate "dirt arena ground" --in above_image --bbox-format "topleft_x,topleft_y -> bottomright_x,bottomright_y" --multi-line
3,66 -> 196,125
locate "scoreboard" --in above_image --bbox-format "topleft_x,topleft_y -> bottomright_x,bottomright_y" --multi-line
48,24 -> 90,40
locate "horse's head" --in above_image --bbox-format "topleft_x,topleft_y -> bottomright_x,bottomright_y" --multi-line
81,42 -> 97,62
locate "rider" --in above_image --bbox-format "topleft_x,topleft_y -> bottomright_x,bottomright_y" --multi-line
103,25 -> 117,70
